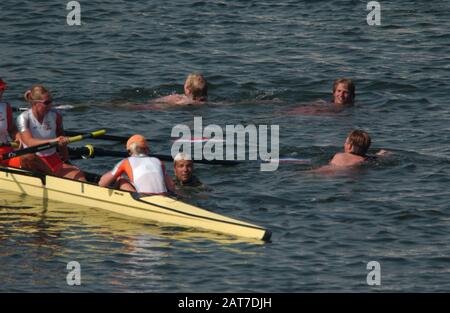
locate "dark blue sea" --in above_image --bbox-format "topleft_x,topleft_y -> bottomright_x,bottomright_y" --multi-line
1,0 -> 450,292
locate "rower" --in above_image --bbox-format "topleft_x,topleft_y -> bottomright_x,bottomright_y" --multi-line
16,85 -> 86,180
173,152 -> 203,188
99,134 -> 175,194
0,78 -> 22,168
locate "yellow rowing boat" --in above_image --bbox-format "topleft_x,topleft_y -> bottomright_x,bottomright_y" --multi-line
0,166 -> 271,241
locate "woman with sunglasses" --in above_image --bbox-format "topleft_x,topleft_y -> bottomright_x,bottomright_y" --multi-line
16,85 -> 86,180
0,78 -> 22,168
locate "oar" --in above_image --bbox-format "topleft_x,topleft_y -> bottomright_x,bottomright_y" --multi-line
65,130 -> 130,143
68,145 -> 239,166
64,130 -> 224,144
0,130 -> 106,161
13,105 -> 74,112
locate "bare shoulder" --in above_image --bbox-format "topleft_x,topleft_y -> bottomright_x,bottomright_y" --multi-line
152,94 -> 185,105
329,152 -> 346,165
330,153 -> 365,167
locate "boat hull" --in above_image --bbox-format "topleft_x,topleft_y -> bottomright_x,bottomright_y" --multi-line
0,167 -> 271,241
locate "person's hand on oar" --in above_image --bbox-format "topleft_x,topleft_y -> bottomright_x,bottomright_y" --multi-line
53,136 -> 70,146
1,128 -> 106,181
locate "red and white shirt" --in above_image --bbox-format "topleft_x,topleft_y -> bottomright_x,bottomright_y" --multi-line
111,155 -> 167,194
16,109 -> 61,156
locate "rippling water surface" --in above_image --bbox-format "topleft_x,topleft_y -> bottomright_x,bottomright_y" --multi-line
1,1 -> 450,292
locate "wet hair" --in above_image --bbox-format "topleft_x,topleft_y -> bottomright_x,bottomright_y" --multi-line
185,73 -> 208,100
332,78 -> 355,98
24,85 -> 51,103
347,130 -> 371,156
128,142 -> 148,155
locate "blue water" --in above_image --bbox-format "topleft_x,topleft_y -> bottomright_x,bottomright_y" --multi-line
1,0 -> 450,292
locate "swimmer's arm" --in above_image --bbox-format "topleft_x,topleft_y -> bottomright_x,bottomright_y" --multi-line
152,94 -> 183,104
165,175 -> 175,193
161,162 -> 175,193
153,94 -> 194,106
376,149 -> 391,156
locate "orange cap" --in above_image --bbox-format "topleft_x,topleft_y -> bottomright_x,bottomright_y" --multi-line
126,134 -> 149,150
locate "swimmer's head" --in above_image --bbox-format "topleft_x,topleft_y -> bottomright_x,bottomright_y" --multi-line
173,152 -> 194,183
345,130 -> 371,156
184,73 -> 208,101
333,78 -> 355,106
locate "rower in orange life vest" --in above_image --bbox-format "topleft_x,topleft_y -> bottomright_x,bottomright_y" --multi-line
0,78 -> 22,168
99,134 -> 175,194
16,85 -> 86,180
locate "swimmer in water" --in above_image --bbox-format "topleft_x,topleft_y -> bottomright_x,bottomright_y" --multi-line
288,78 -> 355,115
173,152 -> 203,188
152,73 -> 208,106
331,78 -> 355,108
312,130 -> 388,173
329,130 -> 372,167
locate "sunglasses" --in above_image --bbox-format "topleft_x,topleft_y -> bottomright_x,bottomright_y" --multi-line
33,99 -> 53,106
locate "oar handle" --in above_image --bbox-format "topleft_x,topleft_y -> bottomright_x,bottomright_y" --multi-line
1,130 -> 106,161
13,105 -> 74,112
0,141 -> 19,148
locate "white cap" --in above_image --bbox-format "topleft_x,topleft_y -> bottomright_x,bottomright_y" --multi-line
174,152 -> 192,162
